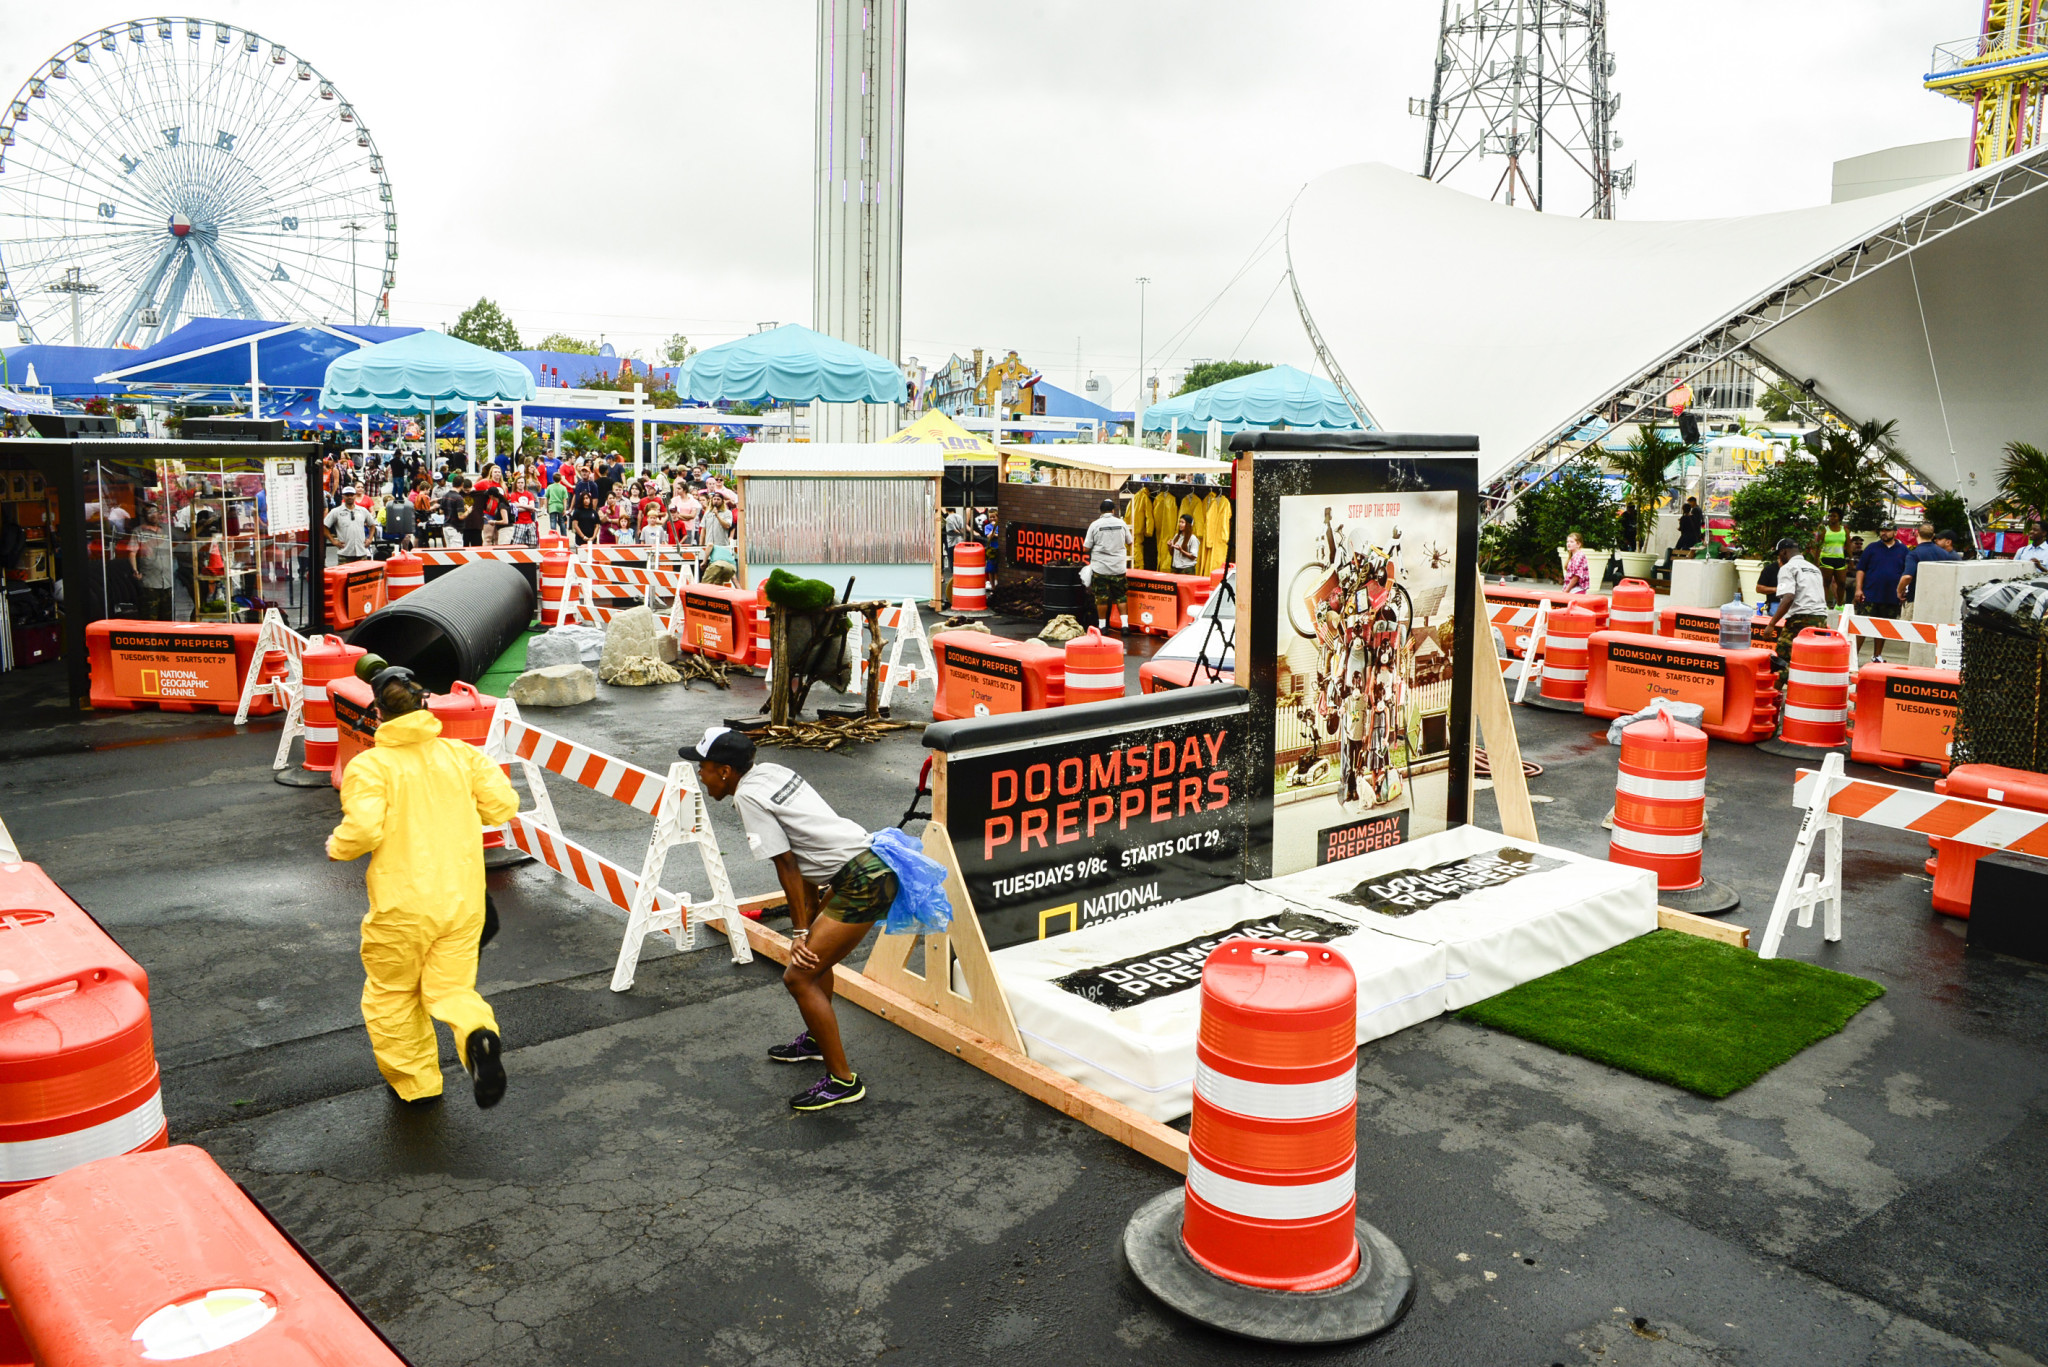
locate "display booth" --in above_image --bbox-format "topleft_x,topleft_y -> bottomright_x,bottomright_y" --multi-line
732,444 -> 942,602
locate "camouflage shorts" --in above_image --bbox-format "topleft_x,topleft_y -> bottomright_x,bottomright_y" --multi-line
819,849 -> 899,925
1776,613 -> 1827,666
1091,572 -> 1128,605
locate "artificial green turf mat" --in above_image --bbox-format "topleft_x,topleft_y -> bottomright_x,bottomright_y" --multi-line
1455,930 -> 1885,1099
472,627 -> 540,699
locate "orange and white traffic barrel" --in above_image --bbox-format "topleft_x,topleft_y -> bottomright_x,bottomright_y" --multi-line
952,542 -> 988,613
0,862 -> 166,1198
1608,576 -> 1656,634
1538,604 -> 1596,705
754,584 -> 774,679
428,683 -> 509,852
1062,627 -> 1125,707
1123,939 -> 1411,1344
1781,627 -> 1851,749
0,1145 -> 406,1365
384,550 -> 425,601
539,546 -> 572,627
297,636 -> 365,774
1608,711 -> 1708,891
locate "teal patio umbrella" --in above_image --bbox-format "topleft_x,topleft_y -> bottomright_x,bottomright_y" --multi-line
320,330 -> 536,410
682,323 -> 904,405
1142,363 -> 1364,433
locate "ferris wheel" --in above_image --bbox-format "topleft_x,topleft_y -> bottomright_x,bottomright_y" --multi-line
0,17 -> 396,349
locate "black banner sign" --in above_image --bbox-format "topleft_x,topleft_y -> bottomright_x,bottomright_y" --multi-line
946,705 -> 1251,950
1052,910 -> 1353,1010
1334,846 -> 1566,916
1883,677 -> 1959,707
109,631 -> 235,655
1319,811 -> 1408,865
1606,641 -> 1726,677
1669,611 -> 1720,641
1007,521 -> 1089,569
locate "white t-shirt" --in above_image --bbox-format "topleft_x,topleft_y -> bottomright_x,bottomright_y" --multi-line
733,762 -> 871,883
1083,513 -> 1131,575
1775,554 -> 1828,617
2015,540 -> 2048,570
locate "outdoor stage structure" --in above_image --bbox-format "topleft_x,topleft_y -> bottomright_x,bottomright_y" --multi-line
1417,0 -> 1631,219
1284,152 -> 2048,517
0,18 -> 397,348
812,0 -> 906,444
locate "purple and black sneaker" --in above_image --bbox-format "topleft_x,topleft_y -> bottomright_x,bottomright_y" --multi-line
767,1030 -> 824,1064
790,1072 -> 865,1111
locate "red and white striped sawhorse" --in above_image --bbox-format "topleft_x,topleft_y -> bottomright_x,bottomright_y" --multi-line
851,598 -> 938,695
485,700 -> 750,987
1484,598 -> 1554,698
1765,753 -> 2048,957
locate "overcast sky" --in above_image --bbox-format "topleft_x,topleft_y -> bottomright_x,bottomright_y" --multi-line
5,3 -> 1976,405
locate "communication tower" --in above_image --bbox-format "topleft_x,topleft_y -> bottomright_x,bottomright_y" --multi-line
1414,0 -> 1630,218
1925,2 -> 2048,168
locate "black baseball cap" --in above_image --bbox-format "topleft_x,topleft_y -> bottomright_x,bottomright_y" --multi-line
679,725 -> 755,767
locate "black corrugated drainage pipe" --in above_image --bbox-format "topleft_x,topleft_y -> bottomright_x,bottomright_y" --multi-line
348,560 -> 534,691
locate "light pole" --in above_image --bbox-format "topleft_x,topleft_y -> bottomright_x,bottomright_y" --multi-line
1135,276 -> 1150,445
342,222 -> 364,325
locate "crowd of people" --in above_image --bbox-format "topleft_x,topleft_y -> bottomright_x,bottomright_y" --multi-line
316,444 -> 740,564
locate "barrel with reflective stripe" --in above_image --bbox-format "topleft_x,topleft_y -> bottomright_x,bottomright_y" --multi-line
1182,940 -> 1360,1292
1608,712 -> 1708,890
0,863 -> 168,1196
1781,627 -> 1850,748
754,586 -> 773,676
297,636 -> 364,773
539,547 -> 572,627
1608,577 -> 1657,632
952,542 -> 987,610
384,551 -> 425,601
1063,627 -> 1125,707
1540,605 -> 1598,703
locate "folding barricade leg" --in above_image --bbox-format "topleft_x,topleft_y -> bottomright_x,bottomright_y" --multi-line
231,608 -> 312,771
1512,599 -> 1551,704
854,599 -> 940,699
1761,752 -> 1846,959
483,698 -> 752,990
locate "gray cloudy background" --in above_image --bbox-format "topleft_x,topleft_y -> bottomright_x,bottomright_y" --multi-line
4,2 -> 1975,406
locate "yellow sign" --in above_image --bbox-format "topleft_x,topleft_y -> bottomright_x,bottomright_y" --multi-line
882,410 -> 999,457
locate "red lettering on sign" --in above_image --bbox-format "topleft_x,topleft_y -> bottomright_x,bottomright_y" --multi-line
1206,770 -> 1231,810
984,814 -> 1014,861
1127,745 -> 1150,782
1152,781 -> 1172,822
1090,750 -> 1122,788
1120,788 -> 1146,830
1055,801 -> 1080,845
1179,775 -> 1204,815
1025,763 -> 1052,803
1086,794 -> 1115,837
1057,757 -> 1083,796
1020,808 -> 1049,852
991,771 -> 1017,810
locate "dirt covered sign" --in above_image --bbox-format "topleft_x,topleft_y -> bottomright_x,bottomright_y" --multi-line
934,688 -> 1252,950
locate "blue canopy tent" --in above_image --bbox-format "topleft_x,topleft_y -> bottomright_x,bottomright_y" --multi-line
1141,363 -> 1365,434
94,319 -> 421,399
322,331 -> 537,472
682,324 -> 903,405
2,344 -> 139,398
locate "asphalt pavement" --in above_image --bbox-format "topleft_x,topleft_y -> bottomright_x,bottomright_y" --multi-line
1,618 -> 2042,1367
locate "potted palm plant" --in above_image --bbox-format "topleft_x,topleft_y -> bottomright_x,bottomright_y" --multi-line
1999,439 -> 2048,527
1608,425 -> 1686,580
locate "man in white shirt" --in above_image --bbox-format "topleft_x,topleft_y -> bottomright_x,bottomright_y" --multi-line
324,487 -> 373,561
680,726 -> 895,1112
1768,536 -> 1829,672
1082,497 -> 1132,631
2015,520 -> 2048,572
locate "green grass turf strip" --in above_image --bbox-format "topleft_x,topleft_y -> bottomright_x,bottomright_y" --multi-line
1455,930 -> 1885,1099
472,628 -> 539,699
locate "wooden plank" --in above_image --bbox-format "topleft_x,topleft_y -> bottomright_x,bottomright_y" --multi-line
1658,906 -> 1751,949
712,889 -> 1190,1172
1471,579 -> 1540,842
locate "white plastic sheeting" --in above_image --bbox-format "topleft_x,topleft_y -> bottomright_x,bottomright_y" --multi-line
1288,153 -> 2048,495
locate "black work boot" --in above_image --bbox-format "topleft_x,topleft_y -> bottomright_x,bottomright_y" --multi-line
465,1028 -> 507,1109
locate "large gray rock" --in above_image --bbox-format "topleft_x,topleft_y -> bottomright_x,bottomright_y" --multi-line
527,624 -> 606,668
509,663 -> 596,707
656,630 -> 681,665
599,605 -> 662,684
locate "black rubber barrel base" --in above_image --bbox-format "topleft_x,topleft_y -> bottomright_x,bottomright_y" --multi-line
1122,1189 -> 1413,1345
1757,738 -> 1847,762
275,767 -> 335,788
1659,879 -> 1741,916
1524,694 -> 1585,713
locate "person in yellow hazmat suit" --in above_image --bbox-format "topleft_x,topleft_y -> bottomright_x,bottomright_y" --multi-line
327,661 -> 520,1108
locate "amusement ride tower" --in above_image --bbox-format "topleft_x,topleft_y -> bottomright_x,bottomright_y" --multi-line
1925,2 -> 2048,168
1416,0 -> 1629,218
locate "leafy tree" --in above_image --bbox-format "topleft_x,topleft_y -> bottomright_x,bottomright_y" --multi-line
1174,360 -> 1270,397
727,401 -> 764,416
450,297 -> 519,351
662,426 -> 738,466
1481,461 -> 1619,577
534,332 -> 600,355
560,424 -> 599,455
1760,379 -> 1812,424
1607,425 -> 1689,550
1998,440 -> 2048,523
1729,456 -> 1821,558
1921,490 -> 1974,558
661,333 -> 696,366
579,365 -> 678,408
1810,419 -> 1898,527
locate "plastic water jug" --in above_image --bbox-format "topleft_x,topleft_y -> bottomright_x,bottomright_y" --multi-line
1718,597 -> 1753,651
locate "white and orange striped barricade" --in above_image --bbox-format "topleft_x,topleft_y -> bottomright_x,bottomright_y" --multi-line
0,810 -> 16,863
1510,597 -> 1552,703
1123,939 -> 1411,1344
1834,603 -> 1954,673
232,611 -> 313,779
482,698 -> 751,988
1770,756 -> 2048,958
850,598 -> 938,700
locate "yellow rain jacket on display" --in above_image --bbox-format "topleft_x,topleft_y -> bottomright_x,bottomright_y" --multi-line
1128,487 -> 1153,570
1202,493 -> 1233,575
327,708 -> 521,1100
1151,488 -> 1178,572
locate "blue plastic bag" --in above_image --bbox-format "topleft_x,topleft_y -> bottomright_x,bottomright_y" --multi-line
868,827 -> 955,935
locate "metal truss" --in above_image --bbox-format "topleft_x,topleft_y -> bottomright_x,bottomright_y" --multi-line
1285,219 -> 1379,431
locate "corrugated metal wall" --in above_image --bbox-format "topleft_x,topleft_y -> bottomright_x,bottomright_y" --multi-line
745,478 -> 935,564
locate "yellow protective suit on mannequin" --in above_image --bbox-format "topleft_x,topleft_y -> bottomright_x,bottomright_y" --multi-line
1127,485 -> 1153,570
1202,493 -> 1233,575
327,708 -> 520,1100
1151,488 -> 1179,573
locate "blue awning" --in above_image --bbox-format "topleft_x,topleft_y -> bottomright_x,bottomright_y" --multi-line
3,344 -> 141,397
94,318 -> 423,391
1141,364 -> 1365,432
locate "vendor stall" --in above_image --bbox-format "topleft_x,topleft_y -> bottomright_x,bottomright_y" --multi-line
732,444 -> 942,602
992,444 -> 1234,615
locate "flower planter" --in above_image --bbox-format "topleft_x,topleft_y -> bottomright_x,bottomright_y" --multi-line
1618,550 -> 1657,581
1733,558 -> 1765,604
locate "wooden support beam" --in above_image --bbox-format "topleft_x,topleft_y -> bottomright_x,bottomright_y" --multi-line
1471,579 -> 1539,842
1657,906 -> 1750,949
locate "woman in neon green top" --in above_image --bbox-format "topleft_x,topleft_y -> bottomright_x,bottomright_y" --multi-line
1815,509 -> 1850,607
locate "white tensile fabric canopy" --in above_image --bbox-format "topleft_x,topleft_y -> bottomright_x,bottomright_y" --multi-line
1286,153 -> 2048,499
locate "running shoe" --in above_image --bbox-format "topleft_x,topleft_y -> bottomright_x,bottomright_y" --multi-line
767,1030 -> 824,1064
465,1027 -> 507,1109
791,1072 -> 864,1111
